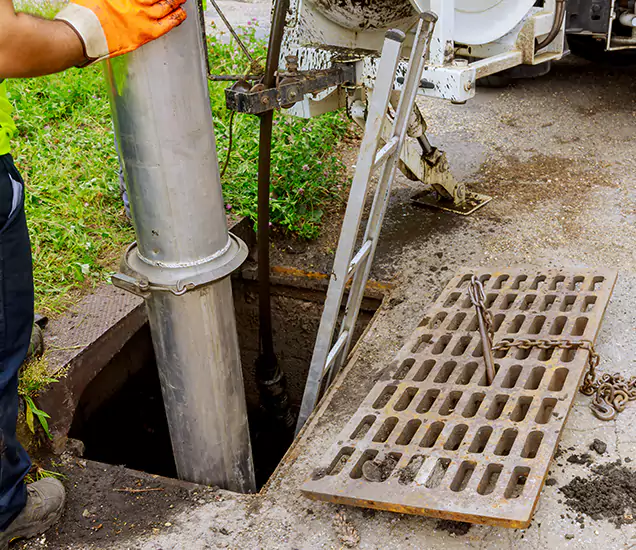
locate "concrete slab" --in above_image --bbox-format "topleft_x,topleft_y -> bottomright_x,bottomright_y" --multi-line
27,53 -> 636,550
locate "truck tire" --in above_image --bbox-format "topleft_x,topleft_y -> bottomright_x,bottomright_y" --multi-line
567,34 -> 636,66
477,61 -> 552,88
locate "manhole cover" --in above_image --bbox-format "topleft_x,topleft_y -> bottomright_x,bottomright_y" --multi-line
302,267 -> 617,528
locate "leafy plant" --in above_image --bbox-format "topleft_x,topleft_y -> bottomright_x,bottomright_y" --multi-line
18,357 -> 61,439
207,22 -> 350,239
24,465 -> 66,485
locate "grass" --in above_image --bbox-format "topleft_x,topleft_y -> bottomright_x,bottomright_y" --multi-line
9,67 -> 132,315
208,23 -> 350,238
8,11 -> 350,317
18,356 -> 62,438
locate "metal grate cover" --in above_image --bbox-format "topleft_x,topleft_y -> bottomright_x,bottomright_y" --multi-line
302,267 -> 617,528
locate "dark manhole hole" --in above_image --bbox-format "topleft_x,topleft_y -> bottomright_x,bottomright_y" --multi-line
69,278 -> 380,489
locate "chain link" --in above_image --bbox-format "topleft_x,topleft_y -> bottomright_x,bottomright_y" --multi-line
467,276 -> 495,343
467,275 -> 635,421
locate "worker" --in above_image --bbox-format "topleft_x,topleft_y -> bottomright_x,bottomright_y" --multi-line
0,0 -> 186,544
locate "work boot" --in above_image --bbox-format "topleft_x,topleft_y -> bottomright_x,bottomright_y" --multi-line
0,478 -> 65,548
25,324 -> 44,363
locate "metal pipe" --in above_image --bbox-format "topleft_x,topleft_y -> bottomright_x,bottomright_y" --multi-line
105,0 -> 256,492
619,11 -> 636,27
255,0 -> 295,431
536,0 -> 566,51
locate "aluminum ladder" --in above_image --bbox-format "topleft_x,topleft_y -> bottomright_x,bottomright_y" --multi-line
296,12 -> 438,433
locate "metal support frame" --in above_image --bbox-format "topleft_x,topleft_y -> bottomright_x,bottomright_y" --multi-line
225,65 -> 356,114
106,0 -> 256,492
349,97 -> 466,206
283,0 -> 566,105
296,14 -> 438,433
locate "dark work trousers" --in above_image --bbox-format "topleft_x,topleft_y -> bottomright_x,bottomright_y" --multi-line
0,153 -> 32,530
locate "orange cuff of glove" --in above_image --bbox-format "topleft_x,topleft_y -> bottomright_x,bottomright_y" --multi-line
55,0 -> 187,62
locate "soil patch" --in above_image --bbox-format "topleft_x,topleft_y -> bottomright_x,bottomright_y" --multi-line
566,453 -> 593,466
22,458 -> 216,548
435,519 -> 472,536
473,153 -> 615,212
560,461 -> 636,528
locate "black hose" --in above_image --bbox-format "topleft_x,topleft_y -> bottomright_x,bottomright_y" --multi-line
255,0 -> 294,431
536,0 -> 566,51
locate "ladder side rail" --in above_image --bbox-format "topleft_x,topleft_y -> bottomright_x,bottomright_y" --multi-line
332,14 -> 438,378
296,30 -> 408,434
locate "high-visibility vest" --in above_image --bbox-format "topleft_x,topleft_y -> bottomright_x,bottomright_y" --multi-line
0,79 -> 16,156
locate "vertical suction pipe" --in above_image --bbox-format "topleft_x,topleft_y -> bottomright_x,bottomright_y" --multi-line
105,0 -> 256,492
255,0 -> 295,431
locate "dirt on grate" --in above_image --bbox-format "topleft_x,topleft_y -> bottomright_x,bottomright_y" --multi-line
21,457 -> 217,548
559,460 -> 636,528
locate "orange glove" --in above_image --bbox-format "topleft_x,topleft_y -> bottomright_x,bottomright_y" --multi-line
54,0 -> 187,63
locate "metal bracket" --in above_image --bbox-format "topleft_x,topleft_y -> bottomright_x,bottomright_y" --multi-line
112,233 -> 249,298
350,95 -> 488,214
225,65 -> 356,114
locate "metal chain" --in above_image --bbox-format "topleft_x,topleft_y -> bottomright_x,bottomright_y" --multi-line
468,276 -> 497,384
468,275 -> 636,421
467,276 -> 495,343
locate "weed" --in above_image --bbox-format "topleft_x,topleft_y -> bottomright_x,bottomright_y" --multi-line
18,356 -> 61,439
9,67 -> 132,315
13,0 -> 66,18
24,465 -> 66,485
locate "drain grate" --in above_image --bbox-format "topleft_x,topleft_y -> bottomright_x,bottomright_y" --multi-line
302,267 -> 617,528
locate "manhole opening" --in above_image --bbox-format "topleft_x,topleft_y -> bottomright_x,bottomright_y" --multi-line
68,275 -> 380,490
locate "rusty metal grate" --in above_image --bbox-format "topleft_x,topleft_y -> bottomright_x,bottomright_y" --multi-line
301,267 -> 617,528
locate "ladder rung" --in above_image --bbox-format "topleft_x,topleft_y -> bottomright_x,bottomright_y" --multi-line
346,240 -> 372,282
373,136 -> 399,169
323,331 -> 349,374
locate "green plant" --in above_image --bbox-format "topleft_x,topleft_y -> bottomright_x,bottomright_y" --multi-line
18,357 -> 62,439
8,18 -> 350,317
24,465 -> 66,485
207,22 -> 350,239
13,0 -> 65,17
9,67 -> 133,315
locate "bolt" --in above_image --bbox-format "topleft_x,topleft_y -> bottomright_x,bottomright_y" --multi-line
285,55 -> 299,72
464,80 -> 473,91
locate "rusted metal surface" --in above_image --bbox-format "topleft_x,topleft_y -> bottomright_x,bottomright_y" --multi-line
412,189 -> 492,216
302,267 -> 617,528
225,66 -> 355,114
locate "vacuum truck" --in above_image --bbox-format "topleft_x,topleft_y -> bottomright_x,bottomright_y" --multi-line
223,0 -> 635,425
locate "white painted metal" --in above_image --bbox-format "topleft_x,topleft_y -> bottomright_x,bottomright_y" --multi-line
620,11 -> 636,27
429,0 -> 454,65
296,15 -> 436,434
454,0 -> 537,45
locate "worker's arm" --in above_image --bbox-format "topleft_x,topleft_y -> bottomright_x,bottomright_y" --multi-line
0,1 -> 84,78
0,0 -> 186,79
